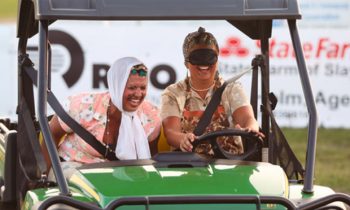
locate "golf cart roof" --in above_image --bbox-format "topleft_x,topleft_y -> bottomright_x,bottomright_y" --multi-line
17,0 -> 301,38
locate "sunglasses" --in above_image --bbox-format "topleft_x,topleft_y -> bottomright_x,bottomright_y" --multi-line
188,49 -> 218,66
130,68 -> 148,77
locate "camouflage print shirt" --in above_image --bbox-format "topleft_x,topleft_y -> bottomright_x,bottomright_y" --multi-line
160,76 -> 250,157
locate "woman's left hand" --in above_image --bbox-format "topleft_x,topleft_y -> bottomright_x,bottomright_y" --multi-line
234,124 -> 265,140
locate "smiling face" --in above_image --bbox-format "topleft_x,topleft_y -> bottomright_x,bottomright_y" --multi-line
122,73 -> 148,112
186,44 -> 219,83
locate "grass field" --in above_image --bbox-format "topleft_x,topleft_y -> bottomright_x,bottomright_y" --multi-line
283,128 -> 350,194
0,0 -> 17,22
1,0 -> 349,197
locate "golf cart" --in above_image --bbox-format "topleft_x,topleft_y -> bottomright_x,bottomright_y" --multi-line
1,0 -> 350,209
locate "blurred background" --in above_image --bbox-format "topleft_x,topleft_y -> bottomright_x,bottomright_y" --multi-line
1,0 -> 349,194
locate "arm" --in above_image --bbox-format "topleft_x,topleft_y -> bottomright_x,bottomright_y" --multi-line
160,84 -> 195,152
41,115 -> 66,171
233,105 -> 259,131
162,116 -> 196,152
233,105 -> 264,137
224,82 -> 261,134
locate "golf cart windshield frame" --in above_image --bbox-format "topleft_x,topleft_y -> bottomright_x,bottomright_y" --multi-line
17,0 -> 317,199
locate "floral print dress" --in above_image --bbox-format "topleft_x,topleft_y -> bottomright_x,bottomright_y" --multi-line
57,92 -> 160,163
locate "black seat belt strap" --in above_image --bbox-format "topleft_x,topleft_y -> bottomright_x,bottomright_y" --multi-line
193,82 -> 227,136
19,99 -> 48,176
24,65 -> 118,161
47,90 -> 118,160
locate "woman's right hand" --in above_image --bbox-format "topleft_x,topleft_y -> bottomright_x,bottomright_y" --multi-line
179,133 -> 196,152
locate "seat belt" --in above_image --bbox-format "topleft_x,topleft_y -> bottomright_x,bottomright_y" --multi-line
193,67 -> 253,136
18,98 -> 48,178
192,82 -> 227,136
47,90 -> 118,161
23,64 -> 118,161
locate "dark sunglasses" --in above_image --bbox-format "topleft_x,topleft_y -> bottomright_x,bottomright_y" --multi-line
188,49 -> 218,66
130,68 -> 148,77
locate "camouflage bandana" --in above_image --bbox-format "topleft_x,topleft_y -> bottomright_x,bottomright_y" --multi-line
182,27 -> 219,61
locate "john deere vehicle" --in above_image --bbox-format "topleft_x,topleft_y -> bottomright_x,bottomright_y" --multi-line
1,0 -> 350,209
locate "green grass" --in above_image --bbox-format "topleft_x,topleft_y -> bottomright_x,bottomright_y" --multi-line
0,0 -> 17,21
283,128 -> 350,194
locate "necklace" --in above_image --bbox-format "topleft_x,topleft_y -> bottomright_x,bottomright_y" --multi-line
189,79 -> 214,92
105,105 -> 111,136
104,107 -> 115,157
105,104 -> 114,144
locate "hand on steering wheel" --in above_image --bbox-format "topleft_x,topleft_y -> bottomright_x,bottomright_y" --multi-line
191,128 -> 264,160
179,133 -> 197,152
235,124 -> 265,140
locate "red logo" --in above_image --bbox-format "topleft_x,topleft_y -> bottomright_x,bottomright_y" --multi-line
220,37 -> 250,57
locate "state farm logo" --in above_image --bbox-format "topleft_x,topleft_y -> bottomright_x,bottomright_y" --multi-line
220,37 -> 250,58
220,36 -> 350,60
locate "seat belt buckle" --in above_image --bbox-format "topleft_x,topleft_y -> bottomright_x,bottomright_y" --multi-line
104,144 -> 112,158
104,144 -> 117,160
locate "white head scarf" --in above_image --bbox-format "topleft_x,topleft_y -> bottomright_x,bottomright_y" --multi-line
107,57 -> 151,160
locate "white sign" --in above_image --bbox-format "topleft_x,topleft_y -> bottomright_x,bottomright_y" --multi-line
0,20 -> 349,127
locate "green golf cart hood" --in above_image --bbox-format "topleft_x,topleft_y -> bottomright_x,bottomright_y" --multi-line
69,158 -> 288,207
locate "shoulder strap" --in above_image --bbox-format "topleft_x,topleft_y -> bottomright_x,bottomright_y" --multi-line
193,82 -> 227,136
24,66 -> 118,161
47,91 -> 118,160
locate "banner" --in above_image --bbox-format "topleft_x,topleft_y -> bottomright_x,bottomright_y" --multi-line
0,20 -> 349,127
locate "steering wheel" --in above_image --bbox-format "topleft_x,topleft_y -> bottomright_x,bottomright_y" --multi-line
191,128 -> 263,160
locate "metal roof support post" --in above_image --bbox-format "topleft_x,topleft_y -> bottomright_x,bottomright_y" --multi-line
38,20 -> 70,195
18,37 -> 28,114
288,20 -> 318,194
260,22 -> 270,148
250,62 -> 258,119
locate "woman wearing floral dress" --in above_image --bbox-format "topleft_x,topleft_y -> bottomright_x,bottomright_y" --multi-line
44,57 -> 160,178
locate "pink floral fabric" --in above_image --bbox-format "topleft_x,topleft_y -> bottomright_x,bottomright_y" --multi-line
137,101 -> 161,143
57,92 -> 160,163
